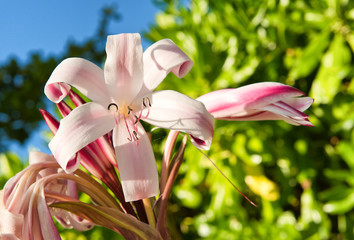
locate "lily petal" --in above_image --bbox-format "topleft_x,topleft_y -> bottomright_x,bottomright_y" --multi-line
281,96 -> 314,112
45,58 -> 109,105
112,122 -> 159,202
28,151 -> 55,165
0,191 -> 23,239
219,97 -> 314,122
143,90 -> 214,150
49,102 -> 116,173
197,82 -> 306,119
104,33 -> 144,103
142,39 -> 193,93
259,101 -> 314,126
36,185 -> 61,240
48,178 -> 94,232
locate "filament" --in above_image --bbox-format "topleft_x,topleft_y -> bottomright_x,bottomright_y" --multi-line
124,116 -> 134,142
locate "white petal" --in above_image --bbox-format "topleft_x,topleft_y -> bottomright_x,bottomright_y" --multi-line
142,39 -> 193,94
104,34 -> 144,103
112,122 -> 159,202
143,90 -> 214,150
49,102 -> 116,173
45,58 -> 109,105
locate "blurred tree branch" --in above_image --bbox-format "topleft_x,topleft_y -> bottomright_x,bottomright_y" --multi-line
0,4 -> 120,150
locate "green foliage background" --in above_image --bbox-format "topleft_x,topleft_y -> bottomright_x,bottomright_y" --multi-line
1,0 -> 354,239
148,0 -> 354,239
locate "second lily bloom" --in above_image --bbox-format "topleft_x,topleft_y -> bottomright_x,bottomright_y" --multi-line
197,82 -> 313,127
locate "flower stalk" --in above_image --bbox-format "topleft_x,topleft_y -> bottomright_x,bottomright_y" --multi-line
156,134 -> 188,240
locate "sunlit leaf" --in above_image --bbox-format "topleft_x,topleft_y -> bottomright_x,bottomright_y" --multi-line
323,190 -> 354,214
336,141 -> 354,168
288,30 -> 330,81
310,34 -> 351,104
173,186 -> 202,208
244,175 -> 279,201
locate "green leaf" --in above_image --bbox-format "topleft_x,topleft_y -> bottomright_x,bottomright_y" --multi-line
0,152 -> 23,177
174,186 -> 202,208
323,190 -> 354,214
337,141 -> 354,168
310,34 -> 351,104
346,33 -> 354,53
288,30 -> 330,81
0,152 -> 24,188
51,202 -> 162,240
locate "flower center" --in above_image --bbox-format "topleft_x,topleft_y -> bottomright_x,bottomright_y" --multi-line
119,103 -> 133,118
107,97 -> 151,142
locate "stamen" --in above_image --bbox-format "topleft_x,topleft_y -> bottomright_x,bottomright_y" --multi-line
142,97 -> 151,107
124,116 -> 139,143
127,106 -> 133,115
141,98 -> 151,119
143,107 -> 150,119
108,103 -> 120,124
108,103 -> 119,111
135,108 -> 143,124
143,98 -> 146,107
129,114 -> 138,133
114,112 -> 120,125
124,116 -> 134,141
133,131 -> 139,140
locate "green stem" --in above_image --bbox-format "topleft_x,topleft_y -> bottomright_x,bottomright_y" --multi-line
143,198 -> 156,228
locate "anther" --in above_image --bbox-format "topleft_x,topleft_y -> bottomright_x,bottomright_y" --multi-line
127,130 -> 139,141
108,103 -> 119,111
127,106 -> 133,114
133,131 -> 139,140
143,97 -> 151,107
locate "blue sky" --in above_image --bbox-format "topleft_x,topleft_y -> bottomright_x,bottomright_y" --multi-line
0,0 -> 160,62
0,1 -> 161,159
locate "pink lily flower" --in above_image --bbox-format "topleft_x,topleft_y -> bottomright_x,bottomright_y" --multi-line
44,33 -> 214,201
197,82 -> 314,126
1,151 -> 92,240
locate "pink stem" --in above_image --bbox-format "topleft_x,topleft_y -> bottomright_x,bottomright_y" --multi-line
160,130 -> 179,194
156,135 -> 187,239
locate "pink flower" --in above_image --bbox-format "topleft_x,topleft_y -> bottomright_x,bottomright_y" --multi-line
44,33 -> 214,201
1,151 -> 92,240
197,82 -> 313,126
